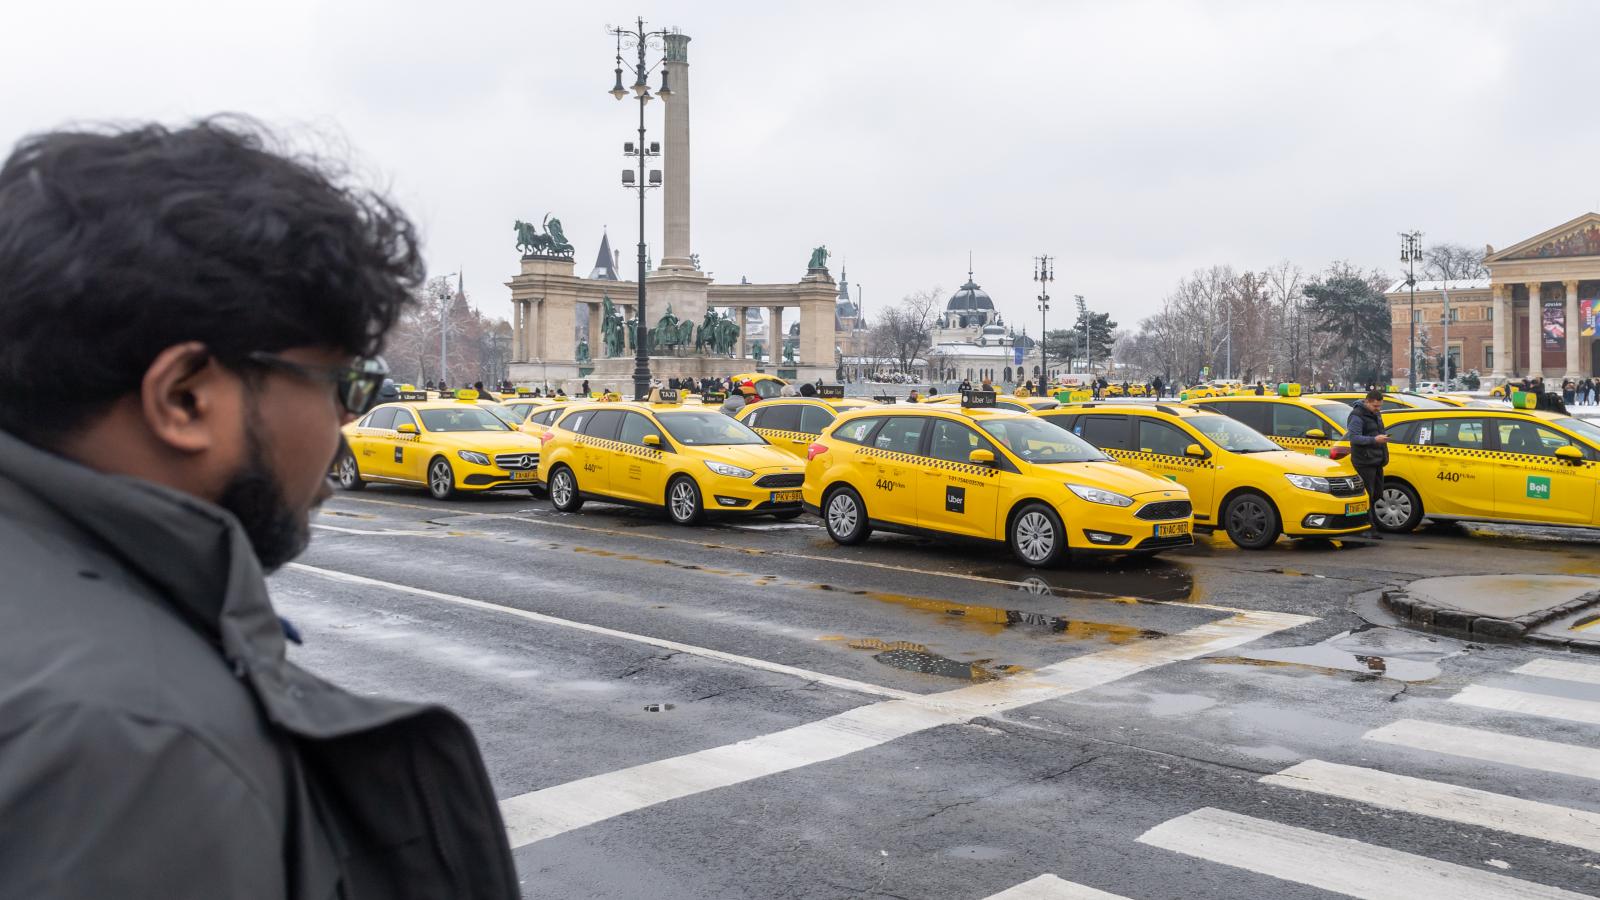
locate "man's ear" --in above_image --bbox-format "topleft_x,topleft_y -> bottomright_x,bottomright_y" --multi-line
139,342 -> 230,454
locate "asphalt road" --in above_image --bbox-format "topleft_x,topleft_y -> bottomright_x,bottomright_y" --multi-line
272,484 -> 1600,899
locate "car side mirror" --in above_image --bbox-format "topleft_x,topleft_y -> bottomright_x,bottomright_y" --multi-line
1184,443 -> 1206,459
1554,445 -> 1584,462
643,434 -> 662,447
396,423 -> 417,435
1305,429 -> 1327,440
969,449 -> 996,465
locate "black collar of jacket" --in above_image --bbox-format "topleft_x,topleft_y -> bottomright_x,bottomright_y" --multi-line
0,427 -> 425,737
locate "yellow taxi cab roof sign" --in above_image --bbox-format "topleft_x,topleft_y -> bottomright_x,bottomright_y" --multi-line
454,388 -> 480,401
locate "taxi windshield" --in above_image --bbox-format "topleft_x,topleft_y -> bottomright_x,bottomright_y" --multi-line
977,417 -> 1107,463
1187,415 -> 1280,453
658,411 -> 767,446
481,404 -> 521,426
1553,417 -> 1600,447
418,407 -> 512,432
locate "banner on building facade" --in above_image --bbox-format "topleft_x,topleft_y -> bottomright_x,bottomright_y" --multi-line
1583,296 -> 1595,338
1542,301 -> 1565,349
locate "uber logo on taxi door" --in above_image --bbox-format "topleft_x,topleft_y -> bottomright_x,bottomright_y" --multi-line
1527,475 -> 1552,500
946,485 -> 965,513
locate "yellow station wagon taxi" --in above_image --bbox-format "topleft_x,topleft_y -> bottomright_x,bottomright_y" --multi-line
336,392 -> 545,499
735,389 -> 878,458
1037,403 -> 1371,548
537,392 -> 804,524
1340,407 -> 1600,533
1184,394 -> 1367,458
802,392 -> 1193,566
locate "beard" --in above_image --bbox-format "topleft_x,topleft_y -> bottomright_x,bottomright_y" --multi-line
217,418 -> 314,572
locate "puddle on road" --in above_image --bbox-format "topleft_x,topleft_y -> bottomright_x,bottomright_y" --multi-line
839,638 -> 1023,682
1207,625 -> 1455,683
855,589 -> 1163,643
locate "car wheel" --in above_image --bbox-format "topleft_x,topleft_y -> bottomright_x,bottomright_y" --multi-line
1375,481 -> 1422,533
772,509 -> 803,521
548,465 -> 583,512
1009,502 -> 1067,567
427,457 -> 457,500
823,486 -> 871,545
335,451 -> 366,491
1223,491 -> 1279,549
666,476 -> 704,525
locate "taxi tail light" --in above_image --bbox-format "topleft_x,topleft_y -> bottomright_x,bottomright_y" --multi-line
538,430 -> 556,444
1328,445 -> 1350,461
806,442 -> 829,461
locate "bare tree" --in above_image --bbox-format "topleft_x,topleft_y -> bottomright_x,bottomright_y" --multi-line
1422,242 -> 1488,281
866,287 -> 942,373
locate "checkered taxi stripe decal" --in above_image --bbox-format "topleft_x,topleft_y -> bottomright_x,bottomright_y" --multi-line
856,445 -> 997,479
1105,448 -> 1216,469
576,436 -> 663,460
754,428 -> 815,444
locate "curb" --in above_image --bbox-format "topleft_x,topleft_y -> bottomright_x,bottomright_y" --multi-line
1381,588 -> 1600,653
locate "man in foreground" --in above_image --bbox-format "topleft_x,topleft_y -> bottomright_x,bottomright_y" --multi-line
0,120 -> 518,898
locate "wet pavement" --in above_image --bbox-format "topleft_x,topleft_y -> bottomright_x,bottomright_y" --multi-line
277,485 -> 1600,899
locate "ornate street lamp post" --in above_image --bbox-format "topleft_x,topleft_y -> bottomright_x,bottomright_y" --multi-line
1400,230 -> 1423,389
609,18 -> 672,400
1033,255 -> 1053,386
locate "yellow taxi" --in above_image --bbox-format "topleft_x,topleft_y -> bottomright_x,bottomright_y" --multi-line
730,372 -> 790,400
1312,391 -> 1453,412
1184,393 -> 1364,458
1180,380 -> 1245,400
920,393 -> 1061,413
536,390 -> 805,524
336,391 -> 545,499
735,388 -> 878,458
1335,407 -> 1600,533
1036,403 -> 1371,548
1104,383 -> 1148,398
802,391 -> 1193,566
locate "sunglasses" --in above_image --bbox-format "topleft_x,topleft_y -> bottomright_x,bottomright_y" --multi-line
244,351 -> 391,415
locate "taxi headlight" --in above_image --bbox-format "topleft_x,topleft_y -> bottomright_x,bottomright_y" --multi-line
1285,474 -> 1332,493
457,450 -> 491,466
1065,483 -> 1134,507
704,460 -> 754,479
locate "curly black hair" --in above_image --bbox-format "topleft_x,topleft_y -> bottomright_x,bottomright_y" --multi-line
0,116 -> 421,445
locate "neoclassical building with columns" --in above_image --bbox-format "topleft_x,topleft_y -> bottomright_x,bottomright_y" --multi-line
1386,212 -> 1600,384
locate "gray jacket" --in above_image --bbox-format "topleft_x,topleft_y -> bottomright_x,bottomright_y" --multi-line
0,430 -> 519,899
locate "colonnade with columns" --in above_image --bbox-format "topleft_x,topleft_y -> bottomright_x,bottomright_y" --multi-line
1488,278 -> 1593,381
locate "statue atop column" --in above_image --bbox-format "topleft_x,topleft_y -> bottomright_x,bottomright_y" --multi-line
513,213 -> 575,259
806,245 -> 831,273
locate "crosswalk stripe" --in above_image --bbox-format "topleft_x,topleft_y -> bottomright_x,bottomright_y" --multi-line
1451,684 -> 1600,725
1512,658 -> 1600,686
1261,759 -> 1600,853
1365,719 -> 1600,782
1138,807 -> 1589,899
498,608 -> 1313,847
981,874 -> 1132,899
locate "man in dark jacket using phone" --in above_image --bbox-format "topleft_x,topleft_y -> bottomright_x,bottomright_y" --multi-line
1346,390 -> 1391,539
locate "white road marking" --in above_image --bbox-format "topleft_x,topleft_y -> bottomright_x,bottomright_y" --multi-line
725,521 -> 820,531
1512,658 -> 1600,686
980,874 -> 1132,899
1138,807 -> 1589,899
498,608 -> 1312,847
323,495 -> 1247,612
1261,759 -> 1600,853
1365,719 -> 1600,782
284,563 -> 917,702
1451,684 -> 1600,726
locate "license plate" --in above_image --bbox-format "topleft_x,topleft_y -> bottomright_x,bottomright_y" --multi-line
772,490 -> 802,503
1345,500 -> 1368,514
1156,522 -> 1190,538
511,470 -> 537,481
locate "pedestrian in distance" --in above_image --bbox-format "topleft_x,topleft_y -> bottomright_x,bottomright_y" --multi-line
1153,375 -> 1165,399
473,380 -> 497,401
0,120 -> 517,897
1346,389 -> 1390,540
799,382 -> 816,397
581,378 -> 591,397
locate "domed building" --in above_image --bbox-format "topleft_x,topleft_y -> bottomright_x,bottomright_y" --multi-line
924,265 -> 1037,386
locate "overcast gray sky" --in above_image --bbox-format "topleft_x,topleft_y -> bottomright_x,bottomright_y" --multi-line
4,0 -> 1597,332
